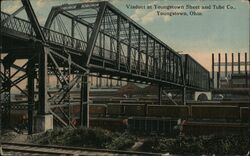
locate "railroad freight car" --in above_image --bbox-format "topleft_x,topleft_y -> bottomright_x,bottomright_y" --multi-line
220,101 -> 249,107
89,118 -> 126,131
191,105 -> 240,121
147,105 -> 189,119
240,107 -> 249,122
127,117 -> 178,135
106,104 -> 124,116
121,101 -> 155,105
187,101 -> 249,107
124,104 -> 146,116
182,121 -> 248,136
89,104 -> 106,117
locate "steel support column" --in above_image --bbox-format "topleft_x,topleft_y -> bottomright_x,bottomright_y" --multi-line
2,64 -> 11,127
80,74 -> 89,127
38,46 -> 49,115
27,59 -> 35,134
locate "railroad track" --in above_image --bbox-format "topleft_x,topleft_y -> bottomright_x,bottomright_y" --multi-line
2,142 -> 162,156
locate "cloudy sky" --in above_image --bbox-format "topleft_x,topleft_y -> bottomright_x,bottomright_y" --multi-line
1,0 -> 249,71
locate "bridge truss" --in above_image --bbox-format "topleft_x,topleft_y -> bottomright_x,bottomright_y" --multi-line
0,0 -> 210,134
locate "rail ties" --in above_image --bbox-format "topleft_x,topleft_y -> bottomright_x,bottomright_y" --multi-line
2,142 -> 162,156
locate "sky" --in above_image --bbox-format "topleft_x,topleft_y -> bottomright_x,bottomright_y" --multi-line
1,0 -> 250,71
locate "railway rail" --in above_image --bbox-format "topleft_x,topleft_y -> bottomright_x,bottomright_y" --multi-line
1,142 -> 162,156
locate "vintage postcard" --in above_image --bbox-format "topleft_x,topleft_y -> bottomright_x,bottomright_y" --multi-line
0,0 -> 249,155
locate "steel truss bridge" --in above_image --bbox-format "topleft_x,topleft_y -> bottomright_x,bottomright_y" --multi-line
0,0 -> 210,134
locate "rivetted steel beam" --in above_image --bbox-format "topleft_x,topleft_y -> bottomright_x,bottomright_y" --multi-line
137,31 -> 141,74
21,0 -> 45,42
127,24 -> 132,72
153,41 -> 156,78
44,7 -> 59,28
54,2 -> 100,12
182,55 -> 186,105
2,63 -> 11,126
71,19 -> 75,47
116,16 -> 121,70
146,36 -> 149,76
163,48 -> 167,80
38,45 -> 49,115
27,58 -> 35,134
80,74 -> 89,127
84,2 -> 106,67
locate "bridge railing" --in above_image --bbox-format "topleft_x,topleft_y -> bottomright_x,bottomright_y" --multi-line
1,11 -> 88,53
1,12 -> 35,37
1,11 -> 164,77
42,27 -> 87,52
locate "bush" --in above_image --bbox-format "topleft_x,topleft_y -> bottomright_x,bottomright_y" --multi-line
106,132 -> 136,150
149,134 -> 248,155
30,128 -> 248,155
31,127 -> 135,150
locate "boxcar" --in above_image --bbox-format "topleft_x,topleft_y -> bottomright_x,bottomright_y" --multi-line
89,117 -> 126,131
89,104 -> 107,117
106,103 -> 124,116
124,104 -> 146,116
191,105 -> 240,121
182,121 -> 248,136
147,105 -> 189,119
128,117 -> 178,135
240,107 -> 249,122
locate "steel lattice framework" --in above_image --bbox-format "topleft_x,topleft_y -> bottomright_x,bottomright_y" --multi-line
0,1 -> 210,133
